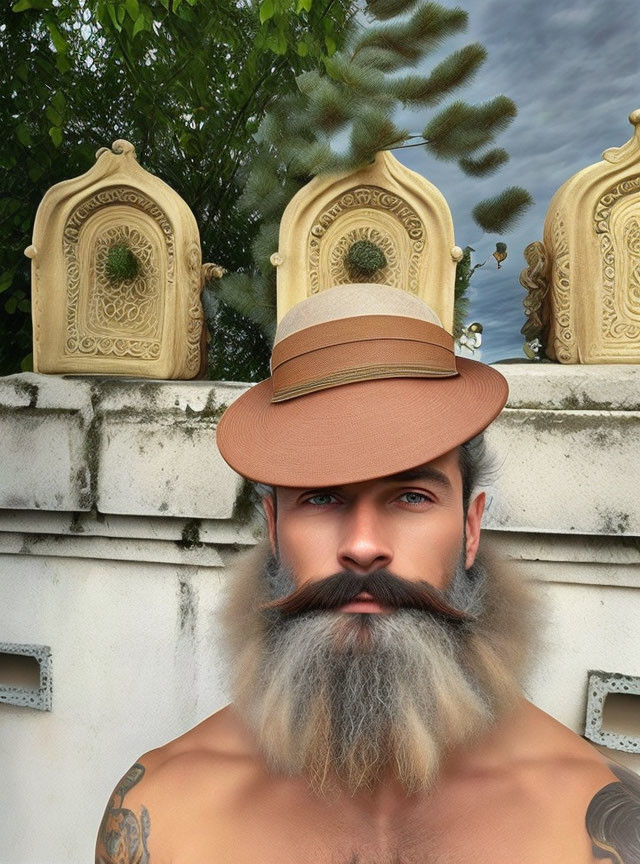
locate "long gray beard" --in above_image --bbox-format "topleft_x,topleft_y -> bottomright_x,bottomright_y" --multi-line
220,541 -> 539,799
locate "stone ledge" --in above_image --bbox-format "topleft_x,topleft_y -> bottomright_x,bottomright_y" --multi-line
0,530 -> 227,566
0,373 -> 249,517
0,509 -> 262,544
484,532 -> 640,588
0,508 -> 263,566
493,363 -> 640,411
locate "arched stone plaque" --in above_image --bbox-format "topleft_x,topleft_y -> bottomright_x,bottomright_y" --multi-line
520,110 -> 640,363
274,151 -> 460,332
26,140 -> 206,378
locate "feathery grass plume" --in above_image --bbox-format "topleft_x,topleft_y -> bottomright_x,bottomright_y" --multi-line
352,23 -> 422,63
258,92 -> 307,148
459,148 -> 509,177
306,77 -> 357,133
423,100 -> 481,158
218,272 -> 277,339
472,187 -> 533,233
251,221 -> 280,272
417,43 -> 486,102
477,94 -> 518,135
354,3 -> 467,64
238,157 -> 286,219
424,96 -> 517,159
366,0 -> 421,21
349,107 -> 409,165
405,3 -> 468,56
285,138 -> 335,177
386,43 -> 486,107
453,293 -> 470,341
352,45 -> 410,73
296,70 -> 323,97
325,54 -> 387,95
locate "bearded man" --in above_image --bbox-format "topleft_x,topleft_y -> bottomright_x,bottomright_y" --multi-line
96,284 -> 640,864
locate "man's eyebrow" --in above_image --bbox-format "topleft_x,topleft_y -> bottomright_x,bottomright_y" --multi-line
297,466 -> 453,494
382,466 -> 453,489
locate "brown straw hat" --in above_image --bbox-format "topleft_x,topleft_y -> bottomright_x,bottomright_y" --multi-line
216,283 -> 508,487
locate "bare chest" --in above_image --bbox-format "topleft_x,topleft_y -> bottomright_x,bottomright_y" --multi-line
168,778 -> 601,864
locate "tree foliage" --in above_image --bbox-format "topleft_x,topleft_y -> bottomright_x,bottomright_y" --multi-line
0,0 -> 352,377
1,0 -> 532,380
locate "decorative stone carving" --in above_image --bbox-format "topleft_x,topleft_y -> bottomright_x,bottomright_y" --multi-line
520,110 -> 640,363
519,240 -> 550,358
274,151 -> 458,332
26,140 -> 207,378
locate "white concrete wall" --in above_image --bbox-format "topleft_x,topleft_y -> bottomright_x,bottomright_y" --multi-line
0,365 -> 638,863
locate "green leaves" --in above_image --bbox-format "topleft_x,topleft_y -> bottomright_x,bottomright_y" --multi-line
259,0 -> 275,23
46,104 -> 62,126
16,123 -> 32,147
12,0 -> 53,11
46,19 -> 68,53
132,15 -> 146,36
266,30 -> 288,54
48,126 -> 63,147
0,272 -> 15,295
4,288 -> 29,315
125,0 -> 140,20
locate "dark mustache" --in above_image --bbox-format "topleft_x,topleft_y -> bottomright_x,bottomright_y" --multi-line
259,569 -> 475,623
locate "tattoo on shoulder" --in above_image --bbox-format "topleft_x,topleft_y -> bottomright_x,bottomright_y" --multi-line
586,761 -> 640,863
96,762 -> 151,864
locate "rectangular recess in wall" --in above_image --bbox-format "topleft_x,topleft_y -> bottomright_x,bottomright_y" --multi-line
0,643 -> 52,711
585,670 -> 640,753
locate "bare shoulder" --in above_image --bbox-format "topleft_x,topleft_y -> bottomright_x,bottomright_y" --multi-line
95,705 -> 245,864
515,702 -> 640,862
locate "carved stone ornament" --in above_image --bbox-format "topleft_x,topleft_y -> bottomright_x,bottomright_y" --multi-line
273,151 -> 457,332
26,139 -> 207,378
519,240 -> 550,356
524,110 -> 640,363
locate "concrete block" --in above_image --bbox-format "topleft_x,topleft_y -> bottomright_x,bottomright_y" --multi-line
0,373 -> 93,510
484,364 -> 640,535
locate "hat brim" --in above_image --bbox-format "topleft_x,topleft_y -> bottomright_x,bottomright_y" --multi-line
216,358 -> 508,487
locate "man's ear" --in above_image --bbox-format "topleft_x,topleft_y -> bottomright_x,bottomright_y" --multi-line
262,492 -> 277,556
464,490 -> 485,569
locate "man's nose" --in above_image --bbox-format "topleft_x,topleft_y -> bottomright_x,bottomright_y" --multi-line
336,500 -> 393,574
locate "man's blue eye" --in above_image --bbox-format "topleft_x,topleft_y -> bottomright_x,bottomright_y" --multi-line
307,494 -> 335,506
400,492 -> 430,505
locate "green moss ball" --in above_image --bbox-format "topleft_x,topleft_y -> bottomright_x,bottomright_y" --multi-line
345,239 -> 387,276
106,243 -> 139,281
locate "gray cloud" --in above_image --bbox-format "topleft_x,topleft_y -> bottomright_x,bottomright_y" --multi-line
392,0 -> 639,361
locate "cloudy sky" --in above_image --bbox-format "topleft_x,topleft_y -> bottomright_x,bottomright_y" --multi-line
392,0 -> 640,362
